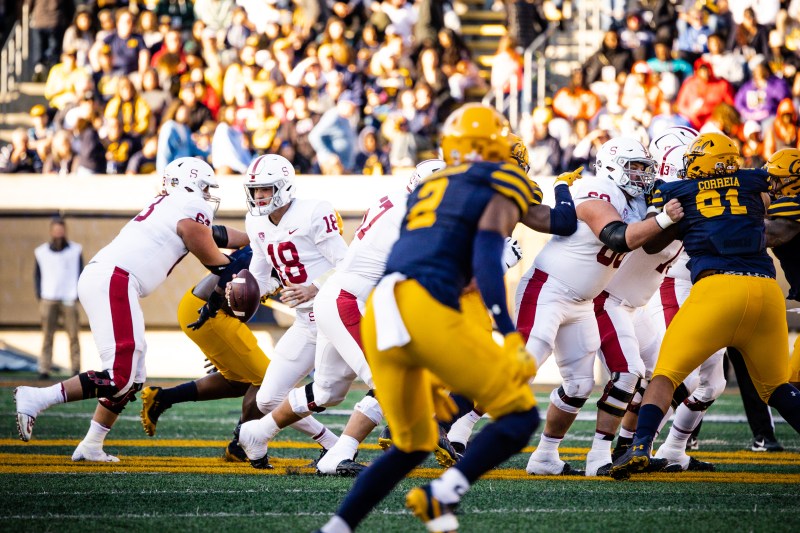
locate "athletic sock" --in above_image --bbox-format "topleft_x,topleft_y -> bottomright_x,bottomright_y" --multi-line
257,413 -> 281,441
333,435 -> 360,460
768,383 -> 800,433
447,410 -> 482,446
336,447 -> 428,529
313,427 -> 339,450
41,383 -> 67,410
535,433 -> 563,455
83,419 -> 111,447
157,381 -> 198,407
619,427 -> 635,439
456,407 -> 540,482
431,467 -> 471,505
634,404 -> 666,445
591,431 -> 614,453
320,515 -> 352,533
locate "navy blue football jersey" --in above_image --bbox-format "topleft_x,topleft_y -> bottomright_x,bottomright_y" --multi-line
385,161 -> 540,309
768,195 -> 800,301
650,168 -> 775,282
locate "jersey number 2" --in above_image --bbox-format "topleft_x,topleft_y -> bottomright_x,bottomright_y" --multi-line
407,179 -> 448,230
267,242 -> 308,284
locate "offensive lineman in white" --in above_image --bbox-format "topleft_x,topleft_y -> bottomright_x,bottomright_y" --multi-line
585,127 -> 701,476
235,154 -> 346,468
239,159 -> 448,475
517,137 -> 684,475
14,158 -> 240,461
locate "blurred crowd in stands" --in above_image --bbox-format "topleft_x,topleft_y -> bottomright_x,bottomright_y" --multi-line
0,0 -> 799,177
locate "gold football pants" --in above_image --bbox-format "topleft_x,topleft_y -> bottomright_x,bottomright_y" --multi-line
362,279 -> 535,452
655,274 -> 789,403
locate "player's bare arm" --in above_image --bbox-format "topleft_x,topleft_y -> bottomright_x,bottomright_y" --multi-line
577,197 -> 683,252
178,219 -> 230,267
766,218 -> 800,248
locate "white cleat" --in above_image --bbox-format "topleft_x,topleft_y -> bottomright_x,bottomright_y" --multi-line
585,449 -> 613,477
71,442 -> 120,462
527,451 -> 564,475
655,445 -> 691,471
238,420 -> 271,469
14,387 -> 41,442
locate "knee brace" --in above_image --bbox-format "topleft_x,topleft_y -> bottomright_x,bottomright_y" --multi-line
684,396 -> 715,412
287,382 -> 327,417
549,382 -> 591,415
354,391 -> 383,426
78,370 -> 119,400
597,372 -> 640,418
99,382 -> 143,414
671,382 -> 691,410
627,380 -> 648,415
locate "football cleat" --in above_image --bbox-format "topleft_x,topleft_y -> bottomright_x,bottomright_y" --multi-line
14,387 -> 39,442
451,441 -> 467,462
610,441 -> 653,480
316,458 -> 368,477
435,427 -> 458,468
685,436 -> 699,451
140,387 -> 169,437
751,435 -> 784,452
663,456 -> 715,473
585,449 -> 613,477
224,440 -> 248,462
378,425 -> 393,451
71,442 -> 120,462
611,436 -> 633,462
305,447 -> 328,468
238,420 -> 272,469
527,451 -> 585,476
406,483 -> 459,533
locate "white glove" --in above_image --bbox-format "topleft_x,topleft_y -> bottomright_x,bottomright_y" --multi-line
502,237 -> 523,273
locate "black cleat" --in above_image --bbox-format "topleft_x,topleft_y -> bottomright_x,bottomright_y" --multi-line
451,441 -> 467,462
686,436 -> 699,451
686,456 -> 714,471
224,440 -> 248,462
328,458 -> 367,477
610,442 -> 652,480
594,463 -> 612,477
435,427 -> 458,467
305,447 -> 328,468
751,435 -> 784,452
249,454 -> 273,469
612,436 -> 633,462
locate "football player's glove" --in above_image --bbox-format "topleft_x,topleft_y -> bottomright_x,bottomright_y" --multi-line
188,290 -> 225,330
504,332 -> 537,384
502,237 -> 523,271
555,166 -> 584,187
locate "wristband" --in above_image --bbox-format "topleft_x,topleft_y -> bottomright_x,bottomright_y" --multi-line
655,211 -> 674,229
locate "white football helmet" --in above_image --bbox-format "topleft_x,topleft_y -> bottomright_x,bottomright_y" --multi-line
408,158 -> 446,192
595,137 -> 656,197
648,126 -> 699,164
244,154 -> 296,216
162,157 -> 219,212
656,144 -> 688,182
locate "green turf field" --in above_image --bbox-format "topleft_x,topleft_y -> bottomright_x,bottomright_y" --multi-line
1,375 -> 798,532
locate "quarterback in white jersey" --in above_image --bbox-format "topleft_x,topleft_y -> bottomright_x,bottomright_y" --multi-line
517,137 -> 684,476
238,154 -> 347,468
15,158 -> 236,462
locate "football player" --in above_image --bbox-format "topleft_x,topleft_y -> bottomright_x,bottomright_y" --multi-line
765,148 -> 800,389
139,244 -> 274,461
318,103 -> 560,533
611,133 -> 800,480
14,158 -> 241,461
518,137 -> 683,476
231,154 -> 346,468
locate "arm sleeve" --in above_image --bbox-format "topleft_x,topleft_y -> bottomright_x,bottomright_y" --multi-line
473,230 -> 516,335
548,184 -> 578,236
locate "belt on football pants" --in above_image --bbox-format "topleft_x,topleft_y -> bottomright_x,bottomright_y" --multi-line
695,269 -> 774,282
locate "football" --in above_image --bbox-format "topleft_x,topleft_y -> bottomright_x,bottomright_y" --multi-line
226,269 -> 261,323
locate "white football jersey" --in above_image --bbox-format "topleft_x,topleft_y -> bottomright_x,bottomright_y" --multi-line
604,240 -> 684,307
247,198 -> 348,309
533,175 -> 647,300
91,193 -> 213,297
664,248 -> 691,281
333,190 -> 408,301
